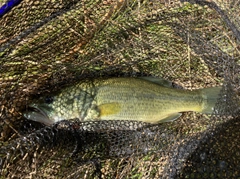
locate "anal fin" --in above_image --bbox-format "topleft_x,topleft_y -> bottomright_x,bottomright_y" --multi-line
160,113 -> 182,123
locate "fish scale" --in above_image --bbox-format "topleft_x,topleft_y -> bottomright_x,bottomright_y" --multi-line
23,77 -> 221,125
95,79 -> 202,123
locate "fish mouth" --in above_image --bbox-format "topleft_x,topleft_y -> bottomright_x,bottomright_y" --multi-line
23,104 -> 53,125
30,105 -> 49,119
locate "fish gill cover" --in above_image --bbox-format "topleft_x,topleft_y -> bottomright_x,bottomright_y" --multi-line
0,0 -> 239,178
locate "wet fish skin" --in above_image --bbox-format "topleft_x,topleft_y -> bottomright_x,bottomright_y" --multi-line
23,77 -> 221,125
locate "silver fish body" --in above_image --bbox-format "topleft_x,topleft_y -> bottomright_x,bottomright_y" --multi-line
23,77 -> 221,125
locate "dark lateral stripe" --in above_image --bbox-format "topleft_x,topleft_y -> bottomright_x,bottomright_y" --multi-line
0,0 -> 22,18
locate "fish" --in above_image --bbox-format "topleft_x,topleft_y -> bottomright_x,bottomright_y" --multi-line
23,77 -> 221,125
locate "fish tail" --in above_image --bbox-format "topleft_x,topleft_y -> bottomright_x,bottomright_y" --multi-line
199,87 -> 222,114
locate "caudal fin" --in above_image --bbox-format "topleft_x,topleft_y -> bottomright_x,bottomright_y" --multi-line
199,87 -> 222,114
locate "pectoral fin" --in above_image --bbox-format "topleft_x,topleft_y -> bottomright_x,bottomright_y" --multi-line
160,113 -> 182,123
138,77 -> 173,88
98,102 -> 121,117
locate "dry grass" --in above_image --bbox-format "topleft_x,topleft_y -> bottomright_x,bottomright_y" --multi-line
0,0 -> 239,178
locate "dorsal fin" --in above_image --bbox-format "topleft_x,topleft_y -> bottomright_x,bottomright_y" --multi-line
138,77 -> 173,88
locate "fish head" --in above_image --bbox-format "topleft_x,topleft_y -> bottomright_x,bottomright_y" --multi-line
23,95 -> 60,125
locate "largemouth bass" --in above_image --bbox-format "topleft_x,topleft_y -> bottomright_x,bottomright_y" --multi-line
23,77 -> 221,125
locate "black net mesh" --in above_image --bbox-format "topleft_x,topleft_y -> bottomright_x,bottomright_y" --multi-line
0,0 -> 239,178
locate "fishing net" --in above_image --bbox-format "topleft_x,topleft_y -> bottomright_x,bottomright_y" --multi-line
0,0 -> 239,178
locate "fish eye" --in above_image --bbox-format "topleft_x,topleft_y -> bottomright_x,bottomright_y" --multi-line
45,96 -> 54,104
